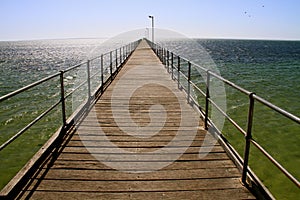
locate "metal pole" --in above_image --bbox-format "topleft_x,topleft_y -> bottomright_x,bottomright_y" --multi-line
115,49 -> 118,69
152,17 -> 154,43
59,71 -> 67,127
110,51 -> 113,81
119,47 -> 122,65
123,46 -> 125,62
167,50 -> 169,72
162,48 -> 164,65
149,15 -> 154,43
242,92 -> 255,184
171,52 -> 174,80
187,61 -> 191,103
205,70 -> 210,130
101,54 -> 104,93
87,60 -> 91,103
177,56 -> 180,89
158,46 -> 161,59
130,43 -> 132,54
163,48 -> 166,64
122,46 -> 124,61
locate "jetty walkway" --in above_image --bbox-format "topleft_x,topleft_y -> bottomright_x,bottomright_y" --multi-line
8,40 -> 255,199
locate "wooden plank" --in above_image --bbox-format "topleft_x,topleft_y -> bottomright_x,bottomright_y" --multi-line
47,160 -> 237,171
23,189 -> 255,200
34,168 -> 241,181
29,178 -> 244,192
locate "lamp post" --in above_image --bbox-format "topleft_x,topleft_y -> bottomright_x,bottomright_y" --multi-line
148,15 -> 154,43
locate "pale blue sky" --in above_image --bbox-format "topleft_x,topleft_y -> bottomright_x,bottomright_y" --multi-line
0,0 -> 299,41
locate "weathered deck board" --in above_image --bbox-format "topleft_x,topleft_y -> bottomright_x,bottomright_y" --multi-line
18,40 -> 255,199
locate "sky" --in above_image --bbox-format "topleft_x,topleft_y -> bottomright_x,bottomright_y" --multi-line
0,0 -> 299,41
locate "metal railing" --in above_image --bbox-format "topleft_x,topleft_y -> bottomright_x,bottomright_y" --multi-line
0,39 -> 141,157
146,39 -> 300,196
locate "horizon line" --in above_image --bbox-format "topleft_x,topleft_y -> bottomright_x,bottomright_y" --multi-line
1,36 -> 300,42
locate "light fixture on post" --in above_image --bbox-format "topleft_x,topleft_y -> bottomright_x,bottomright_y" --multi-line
148,15 -> 154,43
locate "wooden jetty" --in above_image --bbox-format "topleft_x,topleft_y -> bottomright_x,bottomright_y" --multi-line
6,40 -> 255,199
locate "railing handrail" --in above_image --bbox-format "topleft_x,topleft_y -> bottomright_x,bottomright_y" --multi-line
253,94 -> 300,123
146,39 -> 300,195
0,72 -> 61,102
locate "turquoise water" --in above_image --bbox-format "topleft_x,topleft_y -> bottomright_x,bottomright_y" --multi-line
0,38 -> 299,199
200,40 -> 300,114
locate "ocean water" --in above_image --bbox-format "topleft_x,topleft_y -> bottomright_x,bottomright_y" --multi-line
0,38 -> 299,199
0,38 -> 126,95
159,39 -> 300,199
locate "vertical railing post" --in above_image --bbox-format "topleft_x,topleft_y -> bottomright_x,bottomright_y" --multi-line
187,61 -> 191,103
122,46 -> 124,61
115,49 -> 118,69
165,49 -> 167,65
164,49 -> 167,65
205,70 -> 211,130
171,52 -> 174,80
242,92 -> 255,184
110,51 -> 113,81
161,48 -> 164,63
165,49 -> 167,69
86,60 -> 91,104
59,71 -> 67,128
167,50 -> 169,72
130,43 -> 132,54
123,46 -> 125,61
177,56 -> 180,89
119,47 -> 122,66
159,47 -> 161,60
163,48 -> 166,64
101,54 -> 104,93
